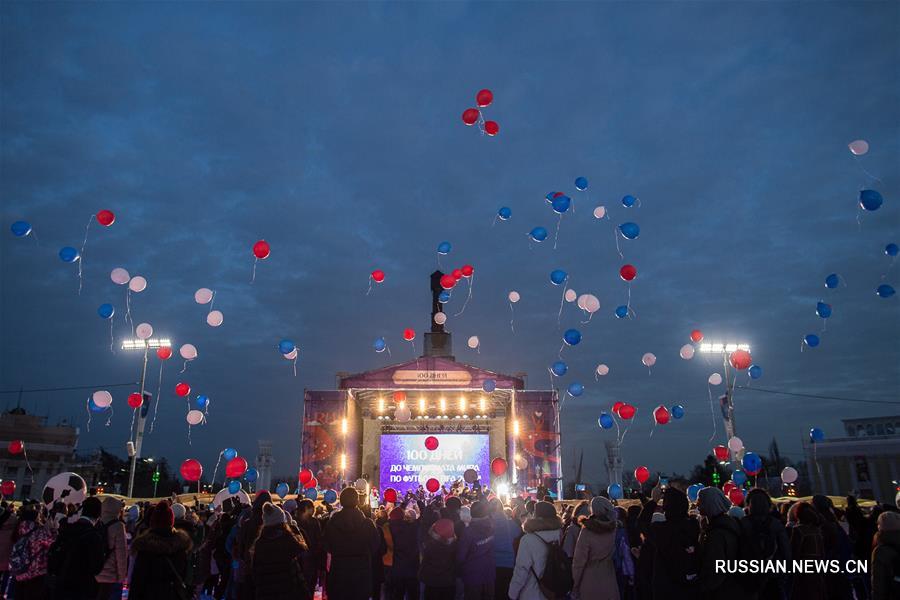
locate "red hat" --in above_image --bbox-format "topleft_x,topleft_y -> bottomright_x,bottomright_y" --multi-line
149,500 -> 174,531
430,518 -> 456,542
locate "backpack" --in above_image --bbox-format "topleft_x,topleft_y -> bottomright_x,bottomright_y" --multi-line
9,527 -> 38,576
529,533 -> 574,600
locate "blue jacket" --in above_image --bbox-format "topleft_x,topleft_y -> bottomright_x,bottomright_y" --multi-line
491,514 -> 522,568
456,517 -> 496,585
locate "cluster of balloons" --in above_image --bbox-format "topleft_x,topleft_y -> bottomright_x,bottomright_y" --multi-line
460,89 -> 499,136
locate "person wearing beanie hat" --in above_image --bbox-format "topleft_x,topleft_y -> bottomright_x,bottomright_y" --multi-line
697,488 -> 746,600
171,502 -> 186,521
283,498 -> 298,516
129,501 -> 193,600
456,498 -> 496,598
570,497 -> 619,600
249,503 -> 308,600
635,485 -> 699,599
95,496 -> 129,598
323,487 -> 380,600
419,518 -> 458,598
872,511 -> 900,600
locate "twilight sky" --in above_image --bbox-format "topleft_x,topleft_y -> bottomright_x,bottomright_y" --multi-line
1,1 -> 898,488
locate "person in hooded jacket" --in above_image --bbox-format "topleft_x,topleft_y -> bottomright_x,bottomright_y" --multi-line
745,489 -> 791,600
250,503 -> 310,600
323,487 -> 380,600
128,501 -> 193,600
94,497 -> 128,600
561,501 -> 590,559
697,487 -> 751,600
638,487 -> 700,600
456,500 -> 495,600
871,511 -> 900,600
419,518 -> 458,600
571,497 -> 619,600
490,498 -> 522,600
10,501 -> 55,600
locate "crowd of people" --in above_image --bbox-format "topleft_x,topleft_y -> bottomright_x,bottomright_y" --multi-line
0,481 -> 898,600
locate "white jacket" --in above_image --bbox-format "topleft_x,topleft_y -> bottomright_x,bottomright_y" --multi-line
508,524 -> 561,600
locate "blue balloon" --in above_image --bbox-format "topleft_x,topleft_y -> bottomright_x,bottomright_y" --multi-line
748,365 -> 763,380
194,395 -> 209,410
859,189 -> 883,211
671,405 -> 685,419
742,452 -> 762,474
804,334 -> 820,348
545,192 -> 556,203
498,207 -> 512,220
550,269 -> 568,285
437,241 -> 452,255
483,379 -> 497,393
618,222 -> 640,240
732,470 -> 748,486
438,290 -> 451,303
886,243 -> 899,257
59,246 -> 79,263
598,413 -> 614,429
244,468 -> 258,483
550,361 -> 568,377
551,195 -> 571,214
615,305 -> 629,319
574,177 -> 588,191
607,483 -> 623,500
373,337 -> 386,353
810,427 -> 825,443
563,328 -> 582,346
223,448 -> 237,461
567,382 -> 584,397
88,398 -> 108,413
97,303 -> 115,319
227,480 -> 242,494
529,226 -> 548,242
278,339 -> 295,355
816,302 -> 832,319
305,487 -> 319,500
687,483 -> 703,503
10,221 -> 31,237
275,482 -> 290,498
622,195 -> 637,208
323,489 -> 338,504
877,284 -> 896,298
824,273 -> 840,289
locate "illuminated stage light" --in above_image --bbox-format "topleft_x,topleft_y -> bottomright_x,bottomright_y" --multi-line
419,397 -> 426,413
378,397 -> 385,413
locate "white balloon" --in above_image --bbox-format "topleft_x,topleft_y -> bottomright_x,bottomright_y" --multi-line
135,322 -> 153,340
679,344 -> 695,360
596,364 -> 609,376
508,291 -> 520,303
728,436 -> 743,452
395,406 -> 411,423
180,344 -> 198,360
186,410 -> 204,425
642,352 -> 657,367
848,139 -> 869,156
781,466 -> 798,484
212,487 -> 250,508
579,294 -> 600,313
92,390 -> 113,408
467,336 -> 480,349
708,373 -> 723,386
283,348 -> 298,360
207,310 -> 224,327
593,206 -> 606,219
354,478 -> 368,492
42,472 -> 87,507
194,288 -> 213,304
564,289 -> 577,303
128,276 -> 147,293
110,268 -> 130,285
434,312 -> 447,325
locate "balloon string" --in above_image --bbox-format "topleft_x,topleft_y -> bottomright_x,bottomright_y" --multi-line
31,229 -> 40,246
366,277 -> 373,296
553,214 -> 562,250
649,420 -> 657,439
149,362 -> 164,434
180,360 -> 188,374
707,384 -> 718,443
385,344 -> 392,357
188,423 -> 192,446
251,257 -> 258,283
614,228 -> 623,259
77,215 -> 92,296
209,290 -> 216,313
292,355 -> 298,377
85,399 -> 92,432
22,448 -> 34,483
626,283 -> 632,310
109,317 -> 115,354
619,420 -> 631,446
105,405 -> 113,427
211,451 -> 223,486
557,284 -> 567,326
853,155 -> 882,184
125,288 -> 134,336
454,274 -> 474,316
509,303 -> 515,333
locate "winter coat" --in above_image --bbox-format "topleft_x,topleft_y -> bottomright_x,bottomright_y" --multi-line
0,508 -> 19,570
572,515 -> 619,600
388,519 -> 420,579
509,515 -> 565,600
95,520 -> 128,583
251,524 -> 310,600
456,516 -> 496,586
419,529 -> 457,588
128,528 -> 193,600
789,523 -> 826,600
646,514 -> 701,599
871,529 -> 900,600
12,520 -> 55,581
493,513 -> 522,568
699,514 -> 754,600
323,506 -> 380,600
561,521 -> 580,559
49,518 -> 106,599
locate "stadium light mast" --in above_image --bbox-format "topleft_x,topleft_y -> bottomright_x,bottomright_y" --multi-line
698,342 -> 750,459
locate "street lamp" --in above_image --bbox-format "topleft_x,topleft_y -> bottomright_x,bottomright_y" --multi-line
698,341 -> 751,459
121,337 -> 171,498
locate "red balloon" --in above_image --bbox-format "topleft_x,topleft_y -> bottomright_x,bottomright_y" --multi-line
690,329 -> 704,343
425,436 -> 439,451
305,477 -> 318,489
552,192 -> 565,199
383,487 -> 398,503
299,468 -> 313,485
634,466 -> 650,484
451,268 -> 463,280
180,458 -> 203,482
729,350 -> 752,371
612,401 -> 625,415
462,108 -> 479,126
723,481 -> 737,495
128,393 -> 143,408
0,480 -> 14,497
393,391 -> 407,403
225,457 -> 248,479
713,445 -> 729,462
619,264 -> 637,282
96,210 -> 115,227
484,120 -> 499,136
156,347 -> 172,360
491,457 -> 508,476
252,240 -> 270,259
461,264 -> 474,278
371,269 -> 385,283
728,487 -> 745,506
440,274 -> 457,289
426,478 -> 440,493
653,406 -> 670,425
476,89 -> 493,107
175,382 -> 191,397
618,404 -> 636,420
403,328 -> 415,342
8,440 -> 24,455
